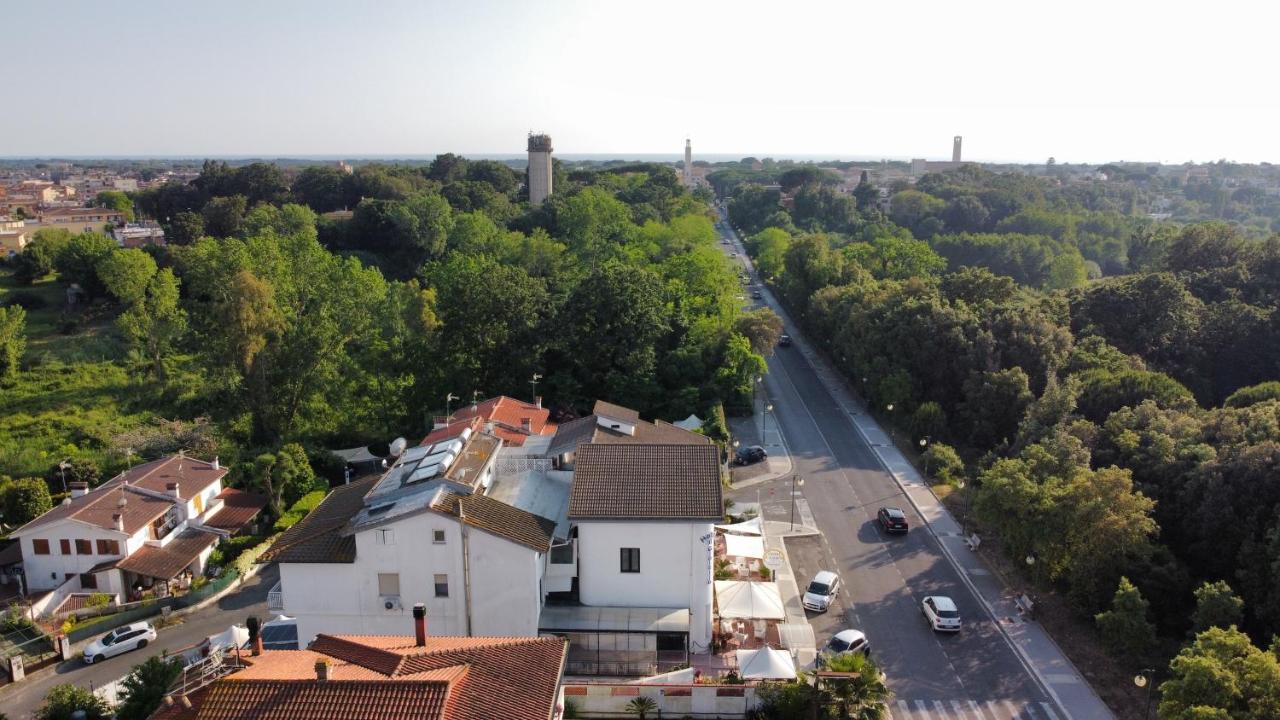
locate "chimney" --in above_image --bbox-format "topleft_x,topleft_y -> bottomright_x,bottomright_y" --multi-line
413,603 -> 427,646
166,482 -> 180,500
247,616 -> 263,657
212,456 -> 220,471
112,513 -> 124,532
520,417 -> 532,433
535,396 -> 542,409
315,659 -> 331,681
69,482 -> 88,499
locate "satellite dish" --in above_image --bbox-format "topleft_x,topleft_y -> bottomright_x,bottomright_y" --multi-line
389,437 -> 408,457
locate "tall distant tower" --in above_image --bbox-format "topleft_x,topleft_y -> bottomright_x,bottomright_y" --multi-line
683,138 -> 693,187
952,135 -> 963,163
527,132 -> 554,206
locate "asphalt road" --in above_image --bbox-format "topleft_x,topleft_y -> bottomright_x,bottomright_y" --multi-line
716,210 -> 1060,720
1,564 -> 276,720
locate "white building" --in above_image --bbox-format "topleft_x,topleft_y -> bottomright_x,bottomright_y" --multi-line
267,399 -> 721,677
9,455 -> 266,615
266,421 -> 556,645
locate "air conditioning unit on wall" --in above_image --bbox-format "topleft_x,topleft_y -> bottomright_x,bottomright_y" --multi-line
381,595 -> 402,611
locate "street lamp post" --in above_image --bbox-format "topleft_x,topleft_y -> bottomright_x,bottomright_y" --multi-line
919,437 -> 930,475
885,404 -> 896,446
763,403 -> 774,445
58,460 -> 69,493
955,479 -> 967,535
1134,668 -> 1156,720
790,475 -> 805,530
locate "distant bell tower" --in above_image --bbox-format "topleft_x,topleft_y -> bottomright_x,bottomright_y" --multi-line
952,135 -> 963,163
527,132 -> 554,206
683,138 -> 693,187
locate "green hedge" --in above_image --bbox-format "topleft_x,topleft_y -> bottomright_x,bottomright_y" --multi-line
272,489 -> 327,532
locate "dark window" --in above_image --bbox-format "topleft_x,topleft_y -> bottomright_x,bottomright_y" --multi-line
80,573 -> 98,590
75,539 -> 92,555
96,539 -> 120,555
33,539 -> 50,555
60,539 -> 71,555
620,547 -> 641,573
550,542 -> 574,564
434,574 -> 449,598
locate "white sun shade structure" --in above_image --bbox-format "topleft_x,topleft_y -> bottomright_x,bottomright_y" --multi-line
723,533 -> 765,559
736,646 -> 797,680
715,580 -> 785,619
714,516 -> 763,535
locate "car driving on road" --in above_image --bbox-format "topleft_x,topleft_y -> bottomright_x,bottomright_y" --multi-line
777,334 -> 792,347
821,629 -> 871,660
802,570 -> 841,612
877,506 -> 909,534
922,596 -> 962,632
84,621 -> 157,664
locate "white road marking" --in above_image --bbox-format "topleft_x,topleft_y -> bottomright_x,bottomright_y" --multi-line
897,700 -> 914,719
933,699 -> 953,719
915,699 -> 933,718
1038,703 -> 1061,720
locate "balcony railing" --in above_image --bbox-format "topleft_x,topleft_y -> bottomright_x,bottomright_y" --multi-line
266,581 -> 284,613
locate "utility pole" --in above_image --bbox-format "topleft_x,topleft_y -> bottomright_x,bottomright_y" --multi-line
444,392 -> 459,427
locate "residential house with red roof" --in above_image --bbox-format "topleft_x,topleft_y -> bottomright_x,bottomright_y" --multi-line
9,454 -> 266,616
430,395 -> 556,447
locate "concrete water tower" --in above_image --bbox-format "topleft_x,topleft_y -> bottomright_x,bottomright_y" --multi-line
953,135 -> 963,163
527,133 -> 554,206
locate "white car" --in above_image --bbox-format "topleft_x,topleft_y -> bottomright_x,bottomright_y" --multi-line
922,596 -> 962,632
83,621 -> 157,664
822,629 -> 871,659
802,570 -> 841,612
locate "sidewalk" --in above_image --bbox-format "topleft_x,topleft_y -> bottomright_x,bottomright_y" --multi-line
761,519 -> 818,668
782,324 -> 1114,720
726,382 -> 794,489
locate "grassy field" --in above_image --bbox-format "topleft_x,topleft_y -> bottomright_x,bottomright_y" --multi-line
0,268 -> 152,479
0,269 -> 125,363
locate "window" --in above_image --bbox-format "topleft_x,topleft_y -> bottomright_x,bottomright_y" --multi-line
377,573 -> 400,596
60,539 -> 71,555
80,573 -> 98,590
193,493 -> 205,515
620,547 -> 641,573
550,541 -> 574,564
96,539 -> 120,555
432,529 -> 446,544
376,529 -> 395,545
33,539 -> 50,555
75,539 -> 92,555
434,574 -> 449,598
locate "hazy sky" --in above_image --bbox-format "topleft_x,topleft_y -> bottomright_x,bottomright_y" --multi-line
5,0 -> 1276,163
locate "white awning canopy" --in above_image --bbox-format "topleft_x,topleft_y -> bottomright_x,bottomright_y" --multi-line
715,580 -> 785,620
737,646 -> 797,679
723,533 -> 765,559
714,516 -> 763,536
673,414 -> 704,431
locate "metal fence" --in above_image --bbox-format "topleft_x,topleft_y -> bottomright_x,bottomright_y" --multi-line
0,624 -> 58,679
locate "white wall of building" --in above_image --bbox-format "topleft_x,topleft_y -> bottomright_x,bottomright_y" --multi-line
18,522 -> 129,592
575,521 -> 714,650
529,151 -> 553,206
280,510 -> 544,644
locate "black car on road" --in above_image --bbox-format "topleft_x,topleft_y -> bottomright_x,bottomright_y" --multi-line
877,506 -> 909,534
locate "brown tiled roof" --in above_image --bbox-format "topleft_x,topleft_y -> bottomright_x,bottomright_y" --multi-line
11,455 -> 226,537
569,444 -> 723,520
593,400 -> 640,423
430,491 -> 555,553
116,528 -> 218,579
261,477 -> 376,564
419,417 -> 483,446
204,488 -> 268,533
433,396 -> 556,447
157,634 -> 567,720
547,409 -> 711,457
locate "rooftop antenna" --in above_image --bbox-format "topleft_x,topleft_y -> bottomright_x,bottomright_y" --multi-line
530,373 -> 542,404
471,390 -> 482,409
445,393 -> 459,427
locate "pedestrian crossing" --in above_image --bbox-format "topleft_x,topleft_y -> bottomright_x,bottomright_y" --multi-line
890,699 -> 1063,720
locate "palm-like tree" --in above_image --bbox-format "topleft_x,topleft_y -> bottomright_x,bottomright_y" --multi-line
819,652 -> 891,719
625,695 -> 658,719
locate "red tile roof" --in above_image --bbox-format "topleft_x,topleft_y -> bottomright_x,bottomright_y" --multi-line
433,396 -> 555,447
115,528 -> 218,579
569,444 -> 723,520
260,477 -> 377,564
156,633 -> 567,720
203,488 -> 269,533
419,417 -> 483,446
11,455 -> 227,537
